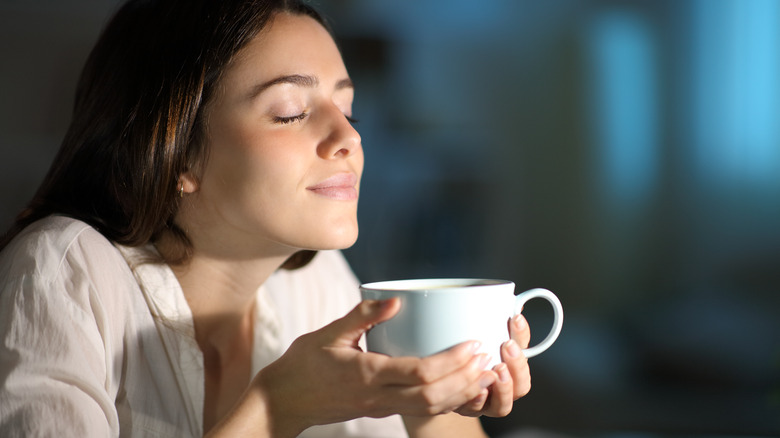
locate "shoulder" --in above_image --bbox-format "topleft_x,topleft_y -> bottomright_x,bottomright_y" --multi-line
0,215 -> 119,282
0,217 -> 135,434
0,215 -> 136,320
0,216 -> 140,367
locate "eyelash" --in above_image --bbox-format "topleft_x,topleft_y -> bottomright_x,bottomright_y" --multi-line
274,112 -> 308,125
274,113 -> 359,125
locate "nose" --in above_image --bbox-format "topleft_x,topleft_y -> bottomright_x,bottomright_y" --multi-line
316,103 -> 362,159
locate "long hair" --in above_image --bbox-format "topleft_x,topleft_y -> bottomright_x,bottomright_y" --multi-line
0,0 -> 327,269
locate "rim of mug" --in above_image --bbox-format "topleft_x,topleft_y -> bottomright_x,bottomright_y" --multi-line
360,278 -> 513,292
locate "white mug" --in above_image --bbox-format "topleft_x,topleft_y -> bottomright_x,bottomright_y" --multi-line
360,278 -> 563,368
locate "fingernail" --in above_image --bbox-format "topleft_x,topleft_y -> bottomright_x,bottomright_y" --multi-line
468,354 -> 481,369
513,314 -> 527,330
469,353 -> 489,371
505,339 -> 521,358
497,363 -> 510,383
469,341 -> 482,353
479,373 -> 495,389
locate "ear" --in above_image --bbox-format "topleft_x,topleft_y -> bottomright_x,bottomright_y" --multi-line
178,170 -> 200,195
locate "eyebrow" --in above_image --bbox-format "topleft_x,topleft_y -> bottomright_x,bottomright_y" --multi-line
247,74 -> 354,99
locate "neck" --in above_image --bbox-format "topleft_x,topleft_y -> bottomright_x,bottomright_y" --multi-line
154,220 -> 298,432
179,255 -> 289,345
170,254 -> 278,434
154,231 -> 292,351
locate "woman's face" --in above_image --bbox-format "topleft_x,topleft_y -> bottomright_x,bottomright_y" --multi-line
183,12 -> 363,258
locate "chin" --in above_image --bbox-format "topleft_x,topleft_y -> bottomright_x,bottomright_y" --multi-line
317,231 -> 359,251
287,224 -> 358,252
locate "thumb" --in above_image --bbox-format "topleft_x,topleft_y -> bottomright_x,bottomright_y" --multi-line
323,298 -> 400,348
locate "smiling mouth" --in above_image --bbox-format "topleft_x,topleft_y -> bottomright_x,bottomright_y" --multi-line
307,172 -> 359,201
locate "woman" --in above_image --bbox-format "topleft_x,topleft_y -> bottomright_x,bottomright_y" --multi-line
0,0 -> 532,436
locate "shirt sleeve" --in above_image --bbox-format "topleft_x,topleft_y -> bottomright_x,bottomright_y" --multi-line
0,223 -> 123,437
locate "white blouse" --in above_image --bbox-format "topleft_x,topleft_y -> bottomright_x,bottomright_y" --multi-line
0,215 -> 406,437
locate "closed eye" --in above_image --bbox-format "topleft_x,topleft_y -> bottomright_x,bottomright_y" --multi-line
274,112 -> 308,124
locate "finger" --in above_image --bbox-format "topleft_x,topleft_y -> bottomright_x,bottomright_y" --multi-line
321,298 -> 401,348
454,389 -> 489,417
433,367 -> 496,415
374,340 -> 481,385
480,363 -> 515,417
500,339 -> 531,398
510,314 -> 531,349
393,356 -> 496,415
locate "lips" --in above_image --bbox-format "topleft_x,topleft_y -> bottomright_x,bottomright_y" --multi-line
307,172 -> 359,200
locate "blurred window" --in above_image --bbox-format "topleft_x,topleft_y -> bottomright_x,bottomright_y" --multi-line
586,11 -> 659,204
688,0 -> 780,191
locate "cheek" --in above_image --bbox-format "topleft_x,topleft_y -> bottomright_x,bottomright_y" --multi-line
204,127 -> 309,203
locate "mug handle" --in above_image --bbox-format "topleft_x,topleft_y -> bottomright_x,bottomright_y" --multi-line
513,288 -> 563,358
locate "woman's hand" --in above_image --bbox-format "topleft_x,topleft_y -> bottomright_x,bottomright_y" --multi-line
251,298 -> 498,437
454,313 -> 532,418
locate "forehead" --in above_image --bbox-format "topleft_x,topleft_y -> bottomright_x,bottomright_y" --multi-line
224,12 -> 347,86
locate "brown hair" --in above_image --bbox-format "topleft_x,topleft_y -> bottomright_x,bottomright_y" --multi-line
1,0 -> 330,269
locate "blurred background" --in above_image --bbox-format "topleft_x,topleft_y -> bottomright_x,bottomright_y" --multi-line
1,0 -> 778,436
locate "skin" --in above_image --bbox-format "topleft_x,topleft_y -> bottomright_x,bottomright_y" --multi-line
159,11 -> 532,438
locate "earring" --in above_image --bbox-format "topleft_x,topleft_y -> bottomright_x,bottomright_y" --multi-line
179,182 -> 184,198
